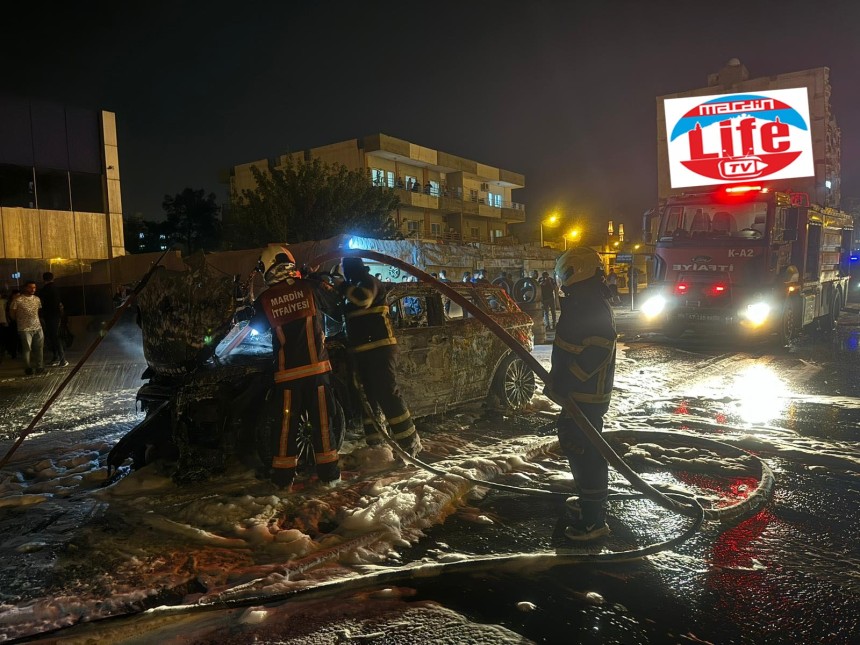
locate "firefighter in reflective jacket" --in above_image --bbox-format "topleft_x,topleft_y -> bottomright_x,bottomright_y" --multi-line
340,257 -> 422,457
549,247 -> 616,541
250,245 -> 341,488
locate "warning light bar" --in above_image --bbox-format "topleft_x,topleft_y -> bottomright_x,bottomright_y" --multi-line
710,283 -> 727,296
725,185 -> 763,194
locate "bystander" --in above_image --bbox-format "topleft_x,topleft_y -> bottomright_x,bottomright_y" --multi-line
40,272 -> 68,366
10,281 -> 45,375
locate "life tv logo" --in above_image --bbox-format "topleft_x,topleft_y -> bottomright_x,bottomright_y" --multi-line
664,88 -> 814,188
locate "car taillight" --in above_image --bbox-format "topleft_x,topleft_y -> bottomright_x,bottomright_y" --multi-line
674,283 -> 689,296
710,283 -> 727,296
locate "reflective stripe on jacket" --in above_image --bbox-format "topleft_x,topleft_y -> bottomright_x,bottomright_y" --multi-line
549,284 -> 617,406
253,278 -> 331,382
552,334 -> 616,404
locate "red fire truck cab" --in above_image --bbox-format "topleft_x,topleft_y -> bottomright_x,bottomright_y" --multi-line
640,186 -> 854,343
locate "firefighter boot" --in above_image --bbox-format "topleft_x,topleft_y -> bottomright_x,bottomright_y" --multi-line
395,429 -> 422,459
271,467 -> 296,490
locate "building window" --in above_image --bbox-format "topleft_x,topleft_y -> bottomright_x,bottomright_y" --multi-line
430,222 -> 442,236
386,171 -> 395,188
70,172 -> 104,212
493,229 -> 503,238
470,226 -> 480,240
406,220 -> 420,235
0,165 -> 35,208
35,169 -> 71,211
405,175 -> 417,191
469,189 -> 478,202
488,192 -> 503,207
371,168 -> 387,186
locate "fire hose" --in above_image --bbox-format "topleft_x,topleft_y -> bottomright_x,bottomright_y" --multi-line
309,249 -> 773,524
3,248 -> 775,642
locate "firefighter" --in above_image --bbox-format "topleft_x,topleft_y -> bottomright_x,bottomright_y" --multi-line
548,247 -> 616,541
340,257 -> 422,458
250,244 -> 341,489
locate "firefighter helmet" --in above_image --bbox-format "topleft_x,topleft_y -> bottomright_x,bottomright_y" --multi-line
555,247 -> 604,288
257,244 -> 298,284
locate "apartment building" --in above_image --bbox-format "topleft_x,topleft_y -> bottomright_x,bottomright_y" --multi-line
0,96 -> 124,285
230,133 -> 526,244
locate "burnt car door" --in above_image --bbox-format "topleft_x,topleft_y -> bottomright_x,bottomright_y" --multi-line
447,285 -> 535,409
387,284 -> 453,417
444,285 -> 500,406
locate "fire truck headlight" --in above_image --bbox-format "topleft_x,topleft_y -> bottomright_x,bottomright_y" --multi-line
744,302 -> 771,326
641,295 -> 667,319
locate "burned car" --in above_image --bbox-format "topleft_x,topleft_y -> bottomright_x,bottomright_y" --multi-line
108,257 -> 535,482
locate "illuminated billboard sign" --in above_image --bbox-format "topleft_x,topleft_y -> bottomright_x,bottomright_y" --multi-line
664,88 -> 814,188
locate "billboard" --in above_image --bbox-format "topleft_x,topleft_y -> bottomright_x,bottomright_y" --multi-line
664,88 -> 814,189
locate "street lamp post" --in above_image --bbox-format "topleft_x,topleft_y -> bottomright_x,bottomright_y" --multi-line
540,214 -> 559,247
563,228 -> 581,250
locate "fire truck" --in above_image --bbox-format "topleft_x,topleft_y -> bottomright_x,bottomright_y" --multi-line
640,185 -> 854,342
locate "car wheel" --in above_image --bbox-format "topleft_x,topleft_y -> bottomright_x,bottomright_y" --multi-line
294,398 -> 346,474
492,354 -> 536,411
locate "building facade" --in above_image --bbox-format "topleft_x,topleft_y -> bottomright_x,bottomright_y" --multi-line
656,60 -> 841,208
0,96 -> 124,287
230,133 -> 526,244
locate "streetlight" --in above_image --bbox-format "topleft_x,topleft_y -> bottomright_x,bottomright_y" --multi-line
540,214 -> 559,247
563,228 -> 581,250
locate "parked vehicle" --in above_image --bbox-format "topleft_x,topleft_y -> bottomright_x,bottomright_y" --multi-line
640,186 -> 854,343
108,266 -> 535,483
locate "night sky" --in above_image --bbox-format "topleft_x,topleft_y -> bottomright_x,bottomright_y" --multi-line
5,0 -> 860,238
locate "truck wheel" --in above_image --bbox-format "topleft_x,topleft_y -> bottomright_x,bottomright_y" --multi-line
823,292 -> 841,332
491,354 -> 536,411
780,300 -> 800,344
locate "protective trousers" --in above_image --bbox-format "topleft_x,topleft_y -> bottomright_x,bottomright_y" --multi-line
264,374 -> 340,486
354,345 -> 419,452
557,401 -> 609,523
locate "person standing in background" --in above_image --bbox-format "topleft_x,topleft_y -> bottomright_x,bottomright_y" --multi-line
539,271 -> 559,330
10,281 -> 45,376
606,269 -> 621,305
40,272 -> 68,367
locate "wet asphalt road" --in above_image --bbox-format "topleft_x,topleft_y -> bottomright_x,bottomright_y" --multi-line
1,303 -> 859,643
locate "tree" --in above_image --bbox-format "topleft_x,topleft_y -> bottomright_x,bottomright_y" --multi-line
224,158 -> 400,248
122,213 -> 173,254
162,188 -> 221,253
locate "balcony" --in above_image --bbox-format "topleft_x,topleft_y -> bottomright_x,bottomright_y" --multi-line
373,179 -> 525,220
401,223 -> 521,246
